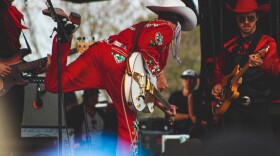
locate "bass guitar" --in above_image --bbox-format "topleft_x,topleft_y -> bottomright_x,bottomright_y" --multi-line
124,52 -> 174,124
0,49 -> 47,96
212,46 -> 270,116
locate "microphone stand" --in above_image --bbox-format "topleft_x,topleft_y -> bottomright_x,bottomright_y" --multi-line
83,104 -> 93,155
46,1 -> 70,156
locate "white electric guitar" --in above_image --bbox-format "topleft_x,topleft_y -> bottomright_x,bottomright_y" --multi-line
124,52 -> 174,124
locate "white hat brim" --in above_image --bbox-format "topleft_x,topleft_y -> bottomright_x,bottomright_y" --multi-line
147,6 -> 197,31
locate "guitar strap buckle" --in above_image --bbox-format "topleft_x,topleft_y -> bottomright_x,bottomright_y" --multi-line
240,96 -> 251,106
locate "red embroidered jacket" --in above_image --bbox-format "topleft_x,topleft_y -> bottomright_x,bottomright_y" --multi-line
214,33 -> 280,98
45,18 -> 175,92
109,19 -> 174,76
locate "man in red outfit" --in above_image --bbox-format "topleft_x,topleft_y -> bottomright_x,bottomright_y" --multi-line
45,0 -> 197,155
211,0 -> 280,151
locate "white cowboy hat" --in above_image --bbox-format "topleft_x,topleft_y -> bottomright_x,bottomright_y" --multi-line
146,0 -> 197,31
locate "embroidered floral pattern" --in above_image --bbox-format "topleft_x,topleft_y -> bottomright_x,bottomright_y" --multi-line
155,32 -> 163,45
148,59 -> 153,65
130,118 -> 139,156
112,52 -> 125,63
151,65 -> 160,75
149,32 -> 164,47
145,19 -> 167,28
149,38 -> 156,47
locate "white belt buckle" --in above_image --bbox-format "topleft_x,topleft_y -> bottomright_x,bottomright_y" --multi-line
241,96 -> 251,106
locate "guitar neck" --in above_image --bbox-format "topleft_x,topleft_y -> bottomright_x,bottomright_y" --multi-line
153,89 -> 172,111
232,63 -> 249,83
18,57 -> 47,72
231,46 -> 269,83
153,89 -> 174,125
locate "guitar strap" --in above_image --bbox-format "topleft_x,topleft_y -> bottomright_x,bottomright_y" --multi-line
21,31 -> 32,54
126,21 -> 147,75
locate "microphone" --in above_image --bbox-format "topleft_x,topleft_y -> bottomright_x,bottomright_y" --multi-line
33,84 -> 43,109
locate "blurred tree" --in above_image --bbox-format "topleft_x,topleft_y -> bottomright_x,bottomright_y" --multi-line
15,0 -> 201,118
62,0 -> 109,3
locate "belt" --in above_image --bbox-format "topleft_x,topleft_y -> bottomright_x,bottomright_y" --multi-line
238,96 -> 268,106
239,96 -> 251,106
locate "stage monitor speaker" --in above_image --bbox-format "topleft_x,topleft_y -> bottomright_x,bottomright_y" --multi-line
22,81 -> 65,127
21,128 -> 74,156
0,137 -> 57,156
159,138 -> 202,156
161,134 -> 189,153
139,130 -> 169,156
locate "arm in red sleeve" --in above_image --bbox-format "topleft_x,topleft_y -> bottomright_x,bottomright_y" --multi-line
138,22 -> 174,77
213,52 -> 225,84
45,35 -> 101,93
260,38 -> 280,77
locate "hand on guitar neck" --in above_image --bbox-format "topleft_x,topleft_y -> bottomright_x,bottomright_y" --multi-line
36,54 -> 51,74
248,53 -> 264,68
155,100 -> 177,124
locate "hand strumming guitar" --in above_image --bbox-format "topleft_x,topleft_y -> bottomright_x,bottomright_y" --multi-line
211,83 -> 222,100
0,63 -> 11,77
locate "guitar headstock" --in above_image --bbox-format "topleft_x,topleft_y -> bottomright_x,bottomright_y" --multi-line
257,45 -> 270,58
76,37 -> 94,53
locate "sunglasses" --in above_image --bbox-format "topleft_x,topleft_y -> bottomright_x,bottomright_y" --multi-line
237,15 -> 256,23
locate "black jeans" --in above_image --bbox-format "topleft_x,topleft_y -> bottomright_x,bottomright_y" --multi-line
0,85 -> 24,142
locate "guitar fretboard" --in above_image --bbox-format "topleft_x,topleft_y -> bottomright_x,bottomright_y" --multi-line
17,57 -> 47,72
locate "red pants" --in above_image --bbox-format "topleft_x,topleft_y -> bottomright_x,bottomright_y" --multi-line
46,40 -> 138,155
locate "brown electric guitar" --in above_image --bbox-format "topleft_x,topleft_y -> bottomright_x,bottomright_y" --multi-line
212,46 -> 270,116
0,40 -> 93,96
0,49 -> 47,96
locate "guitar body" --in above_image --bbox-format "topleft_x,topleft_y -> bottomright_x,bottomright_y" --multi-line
0,63 -> 29,96
0,49 -> 47,96
124,52 -> 157,113
213,65 -> 241,116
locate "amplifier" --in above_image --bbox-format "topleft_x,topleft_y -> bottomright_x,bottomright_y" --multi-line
22,80 -> 66,127
161,134 -> 189,153
21,128 -> 74,156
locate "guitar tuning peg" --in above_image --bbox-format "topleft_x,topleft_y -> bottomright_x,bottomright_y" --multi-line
77,37 -> 81,40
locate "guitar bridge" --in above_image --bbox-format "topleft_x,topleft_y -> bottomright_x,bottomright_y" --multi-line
215,101 -> 223,108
